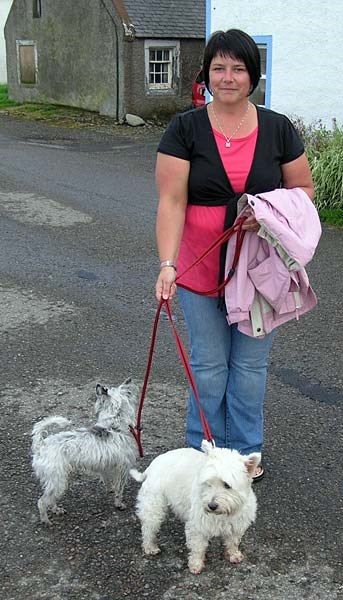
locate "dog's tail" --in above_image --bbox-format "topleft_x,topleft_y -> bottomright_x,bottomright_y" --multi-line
130,468 -> 147,483
31,416 -> 71,452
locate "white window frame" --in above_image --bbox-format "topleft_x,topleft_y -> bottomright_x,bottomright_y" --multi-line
16,40 -> 38,85
144,39 -> 180,93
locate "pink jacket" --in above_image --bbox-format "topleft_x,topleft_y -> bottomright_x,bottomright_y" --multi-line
225,188 -> 322,337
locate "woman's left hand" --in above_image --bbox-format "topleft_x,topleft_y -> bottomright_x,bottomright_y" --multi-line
242,214 -> 260,232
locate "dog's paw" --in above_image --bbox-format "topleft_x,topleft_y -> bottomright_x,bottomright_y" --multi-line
114,500 -> 126,511
188,556 -> 205,574
40,517 -> 53,527
225,549 -> 244,564
143,544 -> 161,556
51,506 -> 66,516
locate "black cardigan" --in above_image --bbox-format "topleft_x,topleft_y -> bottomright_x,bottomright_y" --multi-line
157,105 -> 304,292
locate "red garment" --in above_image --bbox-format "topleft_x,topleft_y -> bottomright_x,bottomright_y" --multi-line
177,127 -> 258,294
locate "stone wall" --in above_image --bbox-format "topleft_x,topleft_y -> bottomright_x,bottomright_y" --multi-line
124,38 -> 204,119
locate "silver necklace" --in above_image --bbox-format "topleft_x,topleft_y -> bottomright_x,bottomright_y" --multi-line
211,102 -> 251,148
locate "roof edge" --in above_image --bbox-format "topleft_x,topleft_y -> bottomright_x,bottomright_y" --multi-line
112,0 -> 135,38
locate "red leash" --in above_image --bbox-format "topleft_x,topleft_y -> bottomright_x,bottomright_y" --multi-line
129,297 -> 213,457
129,216 -> 247,457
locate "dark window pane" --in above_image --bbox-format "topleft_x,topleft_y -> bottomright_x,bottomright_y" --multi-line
257,45 -> 267,75
251,78 -> 266,105
33,0 -> 41,18
196,69 -> 204,83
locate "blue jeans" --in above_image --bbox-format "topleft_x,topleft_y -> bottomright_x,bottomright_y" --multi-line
178,287 -> 275,455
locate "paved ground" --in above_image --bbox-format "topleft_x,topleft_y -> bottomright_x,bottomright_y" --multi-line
0,113 -> 342,600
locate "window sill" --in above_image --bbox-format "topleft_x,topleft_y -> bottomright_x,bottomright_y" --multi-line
146,87 -> 177,96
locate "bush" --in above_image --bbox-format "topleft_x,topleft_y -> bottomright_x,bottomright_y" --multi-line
318,208 -> 343,226
0,83 -> 21,108
290,115 -> 343,211
0,83 -> 8,105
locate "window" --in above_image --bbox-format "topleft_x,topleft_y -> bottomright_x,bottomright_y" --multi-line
16,41 -> 38,85
145,40 -> 180,93
149,49 -> 172,87
33,0 -> 41,18
251,36 -> 272,108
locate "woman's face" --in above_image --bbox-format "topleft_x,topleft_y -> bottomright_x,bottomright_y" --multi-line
209,53 -> 251,105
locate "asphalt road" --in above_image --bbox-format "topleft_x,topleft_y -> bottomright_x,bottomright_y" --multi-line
0,113 -> 342,600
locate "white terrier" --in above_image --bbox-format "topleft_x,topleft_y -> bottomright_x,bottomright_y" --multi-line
130,441 -> 260,574
31,378 -> 138,525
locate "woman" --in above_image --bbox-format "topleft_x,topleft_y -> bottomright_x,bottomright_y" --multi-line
154,29 -> 314,481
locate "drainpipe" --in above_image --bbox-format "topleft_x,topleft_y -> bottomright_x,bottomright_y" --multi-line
100,0 -> 120,120
101,0 -> 135,122
113,19 -> 120,121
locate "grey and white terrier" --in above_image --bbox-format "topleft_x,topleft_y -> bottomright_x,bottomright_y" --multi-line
31,378 -> 139,524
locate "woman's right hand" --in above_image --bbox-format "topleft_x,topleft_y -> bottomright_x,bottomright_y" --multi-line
155,266 -> 177,302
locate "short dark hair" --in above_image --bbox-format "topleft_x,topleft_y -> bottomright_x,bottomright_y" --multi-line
203,29 -> 261,95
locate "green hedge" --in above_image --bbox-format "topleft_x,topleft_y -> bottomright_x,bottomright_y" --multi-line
0,84 -> 21,107
291,116 -> 343,213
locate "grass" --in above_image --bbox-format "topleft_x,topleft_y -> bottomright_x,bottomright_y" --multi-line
7,102 -> 77,119
318,208 -> 343,226
0,83 -> 21,107
0,83 -> 81,118
0,83 -> 97,122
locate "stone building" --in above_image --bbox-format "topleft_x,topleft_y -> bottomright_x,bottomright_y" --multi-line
5,0 -> 205,119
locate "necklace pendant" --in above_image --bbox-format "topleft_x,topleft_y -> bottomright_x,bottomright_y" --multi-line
225,140 -> 231,148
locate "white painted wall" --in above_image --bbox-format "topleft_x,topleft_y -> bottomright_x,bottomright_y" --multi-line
210,0 -> 343,127
0,0 -> 13,83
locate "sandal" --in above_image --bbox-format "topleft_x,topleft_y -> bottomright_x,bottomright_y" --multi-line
252,464 -> 265,483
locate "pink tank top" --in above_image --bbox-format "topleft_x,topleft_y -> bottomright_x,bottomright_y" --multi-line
177,126 -> 258,295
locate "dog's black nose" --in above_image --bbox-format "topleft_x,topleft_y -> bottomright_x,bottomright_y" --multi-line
207,502 -> 218,511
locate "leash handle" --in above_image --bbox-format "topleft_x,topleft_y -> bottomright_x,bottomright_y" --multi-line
175,216 -> 246,291
130,218 -> 246,456
176,221 -> 246,295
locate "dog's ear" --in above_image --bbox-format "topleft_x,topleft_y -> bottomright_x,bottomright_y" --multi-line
201,439 -> 215,455
96,384 -> 108,397
243,452 -> 261,476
